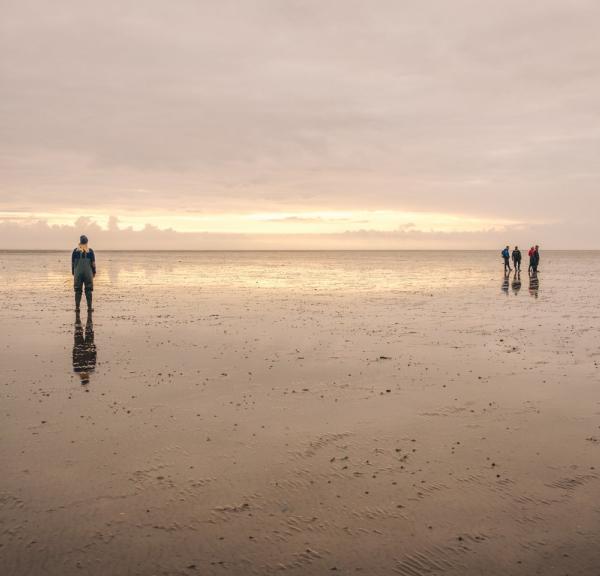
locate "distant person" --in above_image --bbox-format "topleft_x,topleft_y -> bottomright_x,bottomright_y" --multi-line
511,246 -> 522,271
73,310 -> 96,385
528,246 -> 536,273
529,245 -> 540,274
501,245 -> 511,272
72,235 -> 96,312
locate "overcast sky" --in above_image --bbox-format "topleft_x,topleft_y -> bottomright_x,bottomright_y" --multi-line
1,0 -> 599,248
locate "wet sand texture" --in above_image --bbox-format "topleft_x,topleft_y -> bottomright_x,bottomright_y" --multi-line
1,251 -> 600,575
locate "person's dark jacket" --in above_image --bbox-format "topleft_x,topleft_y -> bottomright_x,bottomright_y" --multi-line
72,248 -> 96,276
512,250 -> 522,262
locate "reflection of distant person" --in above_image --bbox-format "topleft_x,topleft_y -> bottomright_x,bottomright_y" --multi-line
72,235 -> 96,312
511,271 -> 522,295
73,311 -> 97,385
501,246 -> 511,272
529,271 -> 539,298
502,270 -> 510,294
511,246 -> 522,271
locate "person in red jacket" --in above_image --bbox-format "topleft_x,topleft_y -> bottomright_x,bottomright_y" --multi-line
528,246 -> 536,274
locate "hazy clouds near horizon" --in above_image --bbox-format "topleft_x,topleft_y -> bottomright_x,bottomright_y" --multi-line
1,0 -> 599,248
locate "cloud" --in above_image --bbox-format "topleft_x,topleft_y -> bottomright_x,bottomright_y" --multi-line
260,216 -> 340,223
0,216 -> 593,250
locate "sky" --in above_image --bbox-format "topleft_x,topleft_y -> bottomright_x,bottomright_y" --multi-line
1,0 -> 599,249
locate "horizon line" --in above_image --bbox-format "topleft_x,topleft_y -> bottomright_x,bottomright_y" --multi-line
1,248 -> 598,253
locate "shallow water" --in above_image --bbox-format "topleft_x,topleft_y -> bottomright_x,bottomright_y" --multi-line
1,251 -> 599,575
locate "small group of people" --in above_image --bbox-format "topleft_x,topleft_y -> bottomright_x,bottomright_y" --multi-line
501,245 -> 540,274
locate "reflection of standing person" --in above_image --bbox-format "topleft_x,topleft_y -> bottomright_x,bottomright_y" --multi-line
529,271 -> 539,298
73,311 -> 97,385
511,271 -> 522,295
502,270 -> 510,294
501,246 -> 511,272
511,246 -> 522,271
72,235 -> 96,311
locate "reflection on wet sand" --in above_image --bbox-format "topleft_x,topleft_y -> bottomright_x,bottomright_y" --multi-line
97,251 -> 503,293
73,311 -> 97,385
529,271 -> 540,298
501,271 -> 510,295
3,251 -> 600,576
511,271 -> 522,295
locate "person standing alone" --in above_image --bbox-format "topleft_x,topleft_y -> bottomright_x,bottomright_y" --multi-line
72,235 -> 96,312
512,246 -> 522,272
501,245 -> 511,272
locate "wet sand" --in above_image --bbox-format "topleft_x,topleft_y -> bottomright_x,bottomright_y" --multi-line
1,251 -> 599,575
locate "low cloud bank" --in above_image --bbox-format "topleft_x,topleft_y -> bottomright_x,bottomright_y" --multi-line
0,216 -> 593,250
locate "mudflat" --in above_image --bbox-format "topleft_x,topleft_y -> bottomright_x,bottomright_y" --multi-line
1,251 -> 599,576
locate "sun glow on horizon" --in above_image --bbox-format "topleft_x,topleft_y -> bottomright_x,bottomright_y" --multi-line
0,209 -> 523,235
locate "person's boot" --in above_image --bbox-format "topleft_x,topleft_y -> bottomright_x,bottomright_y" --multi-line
75,291 -> 82,312
85,291 -> 93,312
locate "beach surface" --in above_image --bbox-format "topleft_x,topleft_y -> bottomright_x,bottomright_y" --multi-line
1,250 -> 599,576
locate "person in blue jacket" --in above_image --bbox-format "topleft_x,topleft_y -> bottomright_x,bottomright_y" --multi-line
501,245 -> 511,272
72,235 -> 96,312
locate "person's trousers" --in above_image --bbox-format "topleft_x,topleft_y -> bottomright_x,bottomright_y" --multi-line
74,272 -> 93,308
